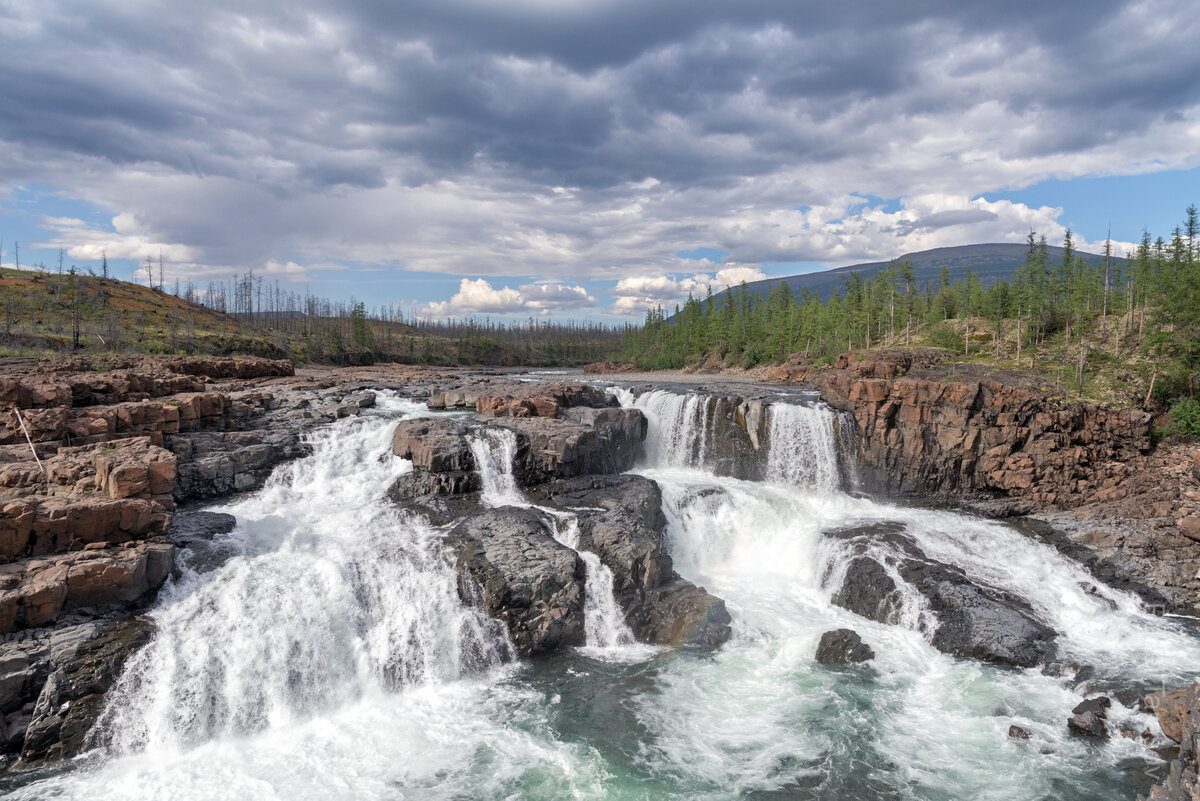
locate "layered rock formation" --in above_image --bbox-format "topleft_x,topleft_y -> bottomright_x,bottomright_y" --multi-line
763,349 -> 1200,613
0,356 -> 442,768
388,383 -> 731,654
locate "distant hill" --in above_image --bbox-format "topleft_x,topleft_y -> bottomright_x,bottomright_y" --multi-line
708,243 -> 1121,306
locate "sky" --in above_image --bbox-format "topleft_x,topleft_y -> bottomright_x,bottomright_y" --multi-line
1,1 -> 1198,322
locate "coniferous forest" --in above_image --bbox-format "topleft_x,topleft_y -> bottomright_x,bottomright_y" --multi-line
621,206 -> 1200,403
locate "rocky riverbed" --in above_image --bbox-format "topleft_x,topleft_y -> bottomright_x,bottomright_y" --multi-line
0,352 -> 1198,800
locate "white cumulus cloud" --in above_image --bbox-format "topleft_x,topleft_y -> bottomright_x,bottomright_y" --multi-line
423,278 -> 595,317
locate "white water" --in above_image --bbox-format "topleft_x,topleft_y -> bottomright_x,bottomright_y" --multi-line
92,396 -> 512,756
468,427 -> 525,506
621,389 -> 714,469
468,426 -> 641,654
553,517 -> 640,655
619,387 -> 846,491
9,387 -> 1200,801
764,402 -> 842,492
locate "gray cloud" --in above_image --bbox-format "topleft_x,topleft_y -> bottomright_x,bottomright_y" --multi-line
1,0 -> 1196,286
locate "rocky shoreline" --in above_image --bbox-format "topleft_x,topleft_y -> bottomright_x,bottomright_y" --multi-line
0,352 -> 1196,799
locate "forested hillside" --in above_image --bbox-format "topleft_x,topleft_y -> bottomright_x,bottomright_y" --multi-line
621,206 -> 1200,409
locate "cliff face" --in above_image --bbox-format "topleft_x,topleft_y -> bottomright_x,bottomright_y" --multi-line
766,350 -> 1200,614
803,361 -> 1152,507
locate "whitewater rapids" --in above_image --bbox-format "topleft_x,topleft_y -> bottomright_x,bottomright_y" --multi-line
5,388 -> 1199,801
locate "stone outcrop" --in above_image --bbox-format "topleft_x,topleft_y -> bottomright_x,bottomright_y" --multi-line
1142,684 -> 1200,801
447,507 -> 586,657
815,628 -> 875,665
389,386 -> 731,655
427,380 -> 614,415
769,350 -> 1152,504
390,406 -> 647,497
531,474 -> 732,649
827,522 -> 1057,667
0,544 -> 173,634
16,617 -> 154,767
765,348 -> 1200,614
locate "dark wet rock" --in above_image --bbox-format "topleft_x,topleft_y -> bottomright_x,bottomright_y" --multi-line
902,559 -> 1057,668
167,510 -> 240,574
559,407 -> 647,472
492,411 -> 646,485
446,507 -> 585,658
1067,696 -> 1111,739
1009,724 -> 1032,740
827,523 -> 1057,668
18,617 -> 153,767
815,628 -> 875,664
390,410 -> 646,501
169,429 -> 308,500
167,510 -> 236,542
831,557 -> 903,624
530,474 -> 731,650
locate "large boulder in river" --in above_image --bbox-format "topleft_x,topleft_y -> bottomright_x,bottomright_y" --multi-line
827,522 -> 1057,668
815,628 -> 875,664
904,559 -> 1057,668
530,474 -> 732,650
389,410 -> 646,499
447,507 -> 585,657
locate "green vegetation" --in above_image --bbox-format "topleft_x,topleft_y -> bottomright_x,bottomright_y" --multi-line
1167,397 -> 1200,440
621,206 -> 1200,410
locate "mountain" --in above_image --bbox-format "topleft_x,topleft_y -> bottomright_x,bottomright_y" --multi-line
708,243 -> 1120,305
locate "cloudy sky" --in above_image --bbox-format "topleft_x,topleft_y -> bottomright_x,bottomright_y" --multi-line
1,0 -> 1198,320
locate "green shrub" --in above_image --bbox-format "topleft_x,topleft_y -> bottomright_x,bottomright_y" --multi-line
1167,397 -> 1200,440
926,323 -> 961,351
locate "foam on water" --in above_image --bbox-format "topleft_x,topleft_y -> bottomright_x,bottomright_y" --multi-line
9,388 -> 1200,801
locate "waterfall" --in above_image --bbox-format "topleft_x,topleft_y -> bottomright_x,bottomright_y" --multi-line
96,396 -> 512,755
617,388 -> 846,490
764,401 -> 842,492
469,427 -> 638,653
621,389 -> 711,468
468,428 -> 525,507
553,517 -> 636,651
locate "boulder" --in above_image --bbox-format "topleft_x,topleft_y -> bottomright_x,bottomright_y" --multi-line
827,522 -> 1057,668
493,411 -> 646,484
815,628 -> 875,664
446,507 -> 585,657
530,474 -> 731,650
1067,696 -> 1111,739
1008,724 -> 1032,740
392,418 -> 475,473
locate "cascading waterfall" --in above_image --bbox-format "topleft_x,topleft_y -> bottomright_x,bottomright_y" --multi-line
621,389 -> 712,468
94,396 -> 512,755
764,401 -> 842,492
13,383 -> 1200,801
468,426 -> 637,652
553,518 -> 637,651
468,427 -> 525,507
